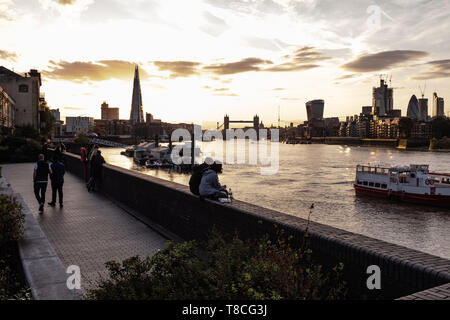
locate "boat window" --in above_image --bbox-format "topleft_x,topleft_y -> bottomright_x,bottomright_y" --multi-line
411,173 -> 416,178
370,167 -> 377,174
369,182 -> 374,187
357,166 -> 363,172
375,183 -> 380,188
363,181 -> 368,186
381,184 -> 387,189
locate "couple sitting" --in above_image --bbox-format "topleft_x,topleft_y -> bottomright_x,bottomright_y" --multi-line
190,160 -> 228,200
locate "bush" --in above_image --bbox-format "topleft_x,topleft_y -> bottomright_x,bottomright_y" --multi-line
0,195 -> 24,245
0,136 -> 41,163
86,229 -> 347,300
0,259 -> 31,300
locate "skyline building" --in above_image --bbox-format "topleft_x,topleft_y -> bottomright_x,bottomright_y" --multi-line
432,92 -> 445,118
101,101 -> 119,120
407,95 -> 420,120
418,98 -> 428,121
305,99 -> 324,122
130,65 -> 144,124
372,79 -> 393,116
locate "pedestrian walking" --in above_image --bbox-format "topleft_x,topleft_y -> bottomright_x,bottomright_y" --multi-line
80,146 -> 87,182
48,156 -> 65,208
87,150 -> 105,192
33,154 -> 52,213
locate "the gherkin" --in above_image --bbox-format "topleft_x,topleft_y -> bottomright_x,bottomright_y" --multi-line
130,65 -> 144,124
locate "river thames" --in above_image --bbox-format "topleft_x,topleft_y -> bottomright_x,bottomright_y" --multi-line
101,143 -> 450,259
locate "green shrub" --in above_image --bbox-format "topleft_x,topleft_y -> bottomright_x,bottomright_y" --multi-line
0,136 -> 41,163
87,230 -> 347,300
0,259 -> 31,300
0,195 -> 24,245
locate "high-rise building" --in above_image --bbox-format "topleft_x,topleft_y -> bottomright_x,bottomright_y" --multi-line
130,66 -> 144,124
0,66 -> 41,129
432,92 -> 445,118
418,98 -> 428,121
372,79 -> 393,116
407,95 -> 420,120
101,101 -> 119,120
305,100 -> 324,121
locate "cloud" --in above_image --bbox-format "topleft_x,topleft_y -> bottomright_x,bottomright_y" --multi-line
44,60 -> 150,82
58,0 -> 77,4
200,11 -> 229,37
0,49 -> 18,62
334,74 -> 359,81
203,57 -> 272,75
342,50 -> 429,72
153,61 -> 201,78
266,46 -> 329,72
412,59 -> 450,80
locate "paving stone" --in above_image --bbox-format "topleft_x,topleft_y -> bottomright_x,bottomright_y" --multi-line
2,163 -> 169,296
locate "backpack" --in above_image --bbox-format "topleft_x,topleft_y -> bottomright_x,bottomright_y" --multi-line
189,163 -> 208,195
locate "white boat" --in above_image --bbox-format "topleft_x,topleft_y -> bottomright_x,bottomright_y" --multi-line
354,164 -> 450,207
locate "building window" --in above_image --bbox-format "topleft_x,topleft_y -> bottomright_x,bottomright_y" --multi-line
19,84 -> 29,93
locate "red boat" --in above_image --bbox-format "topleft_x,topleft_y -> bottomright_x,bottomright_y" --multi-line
354,164 -> 450,208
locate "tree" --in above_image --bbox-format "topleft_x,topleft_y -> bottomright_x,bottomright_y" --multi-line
39,99 -> 55,138
431,117 -> 450,139
398,117 -> 414,138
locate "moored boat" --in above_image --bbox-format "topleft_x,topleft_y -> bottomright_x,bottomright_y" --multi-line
354,164 -> 450,207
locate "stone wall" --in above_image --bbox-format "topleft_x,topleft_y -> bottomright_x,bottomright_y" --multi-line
60,150 -> 450,300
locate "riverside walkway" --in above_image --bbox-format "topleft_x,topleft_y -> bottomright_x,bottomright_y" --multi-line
2,163 -> 169,295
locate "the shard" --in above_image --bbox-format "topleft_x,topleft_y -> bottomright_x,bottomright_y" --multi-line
130,65 -> 144,124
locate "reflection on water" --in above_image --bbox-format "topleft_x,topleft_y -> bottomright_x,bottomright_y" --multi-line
101,143 -> 450,259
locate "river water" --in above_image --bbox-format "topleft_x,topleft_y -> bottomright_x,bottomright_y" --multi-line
100,143 -> 450,259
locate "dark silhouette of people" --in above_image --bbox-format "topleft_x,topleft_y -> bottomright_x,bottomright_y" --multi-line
33,154 -> 52,213
48,156 -> 65,208
199,161 -> 228,200
87,150 -> 105,192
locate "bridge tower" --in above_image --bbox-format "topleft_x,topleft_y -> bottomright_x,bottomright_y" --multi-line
253,114 -> 259,129
224,114 -> 230,131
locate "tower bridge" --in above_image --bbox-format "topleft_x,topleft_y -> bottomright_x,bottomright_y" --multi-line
217,114 -> 260,130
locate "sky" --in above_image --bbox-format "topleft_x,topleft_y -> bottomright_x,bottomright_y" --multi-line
1,0 -> 449,127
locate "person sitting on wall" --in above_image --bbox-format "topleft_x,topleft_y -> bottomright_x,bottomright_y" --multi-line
199,161 -> 228,200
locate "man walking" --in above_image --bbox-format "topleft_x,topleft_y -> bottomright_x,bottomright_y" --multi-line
33,154 -> 52,213
48,156 -> 65,208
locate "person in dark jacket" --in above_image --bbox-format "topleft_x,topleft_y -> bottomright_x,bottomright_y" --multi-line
33,154 -> 52,213
48,156 -> 65,208
199,162 -> 228,200
87,150 -> 105,192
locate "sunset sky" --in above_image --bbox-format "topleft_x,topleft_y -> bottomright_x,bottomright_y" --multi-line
1,0 -> 449,126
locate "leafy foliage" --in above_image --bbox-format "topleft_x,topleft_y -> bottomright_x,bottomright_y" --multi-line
87,229 -> 347,300
0,195 -> 24,245
0,259 -> 31,300
0,136 -> 42,163
431,117 -> 450,140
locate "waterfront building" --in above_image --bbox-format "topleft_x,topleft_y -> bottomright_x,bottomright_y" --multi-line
0,66 -> 42,129
101,101 -> 119,120
407,95 -> 420,120
130,66 -> 144,124
66,116 -> 94,135
146,112 -> 161,124
50,108 -> 64,137
94,119 -> 132,136
305,100 -> 324,121
432,92 -> 445,118
372,79 -> 393,116
0,85 -> 15,131
418,98 -> 428,121
411,122 -> 432,139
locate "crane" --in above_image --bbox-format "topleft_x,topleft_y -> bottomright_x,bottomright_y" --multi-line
419,83 -> 426,99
